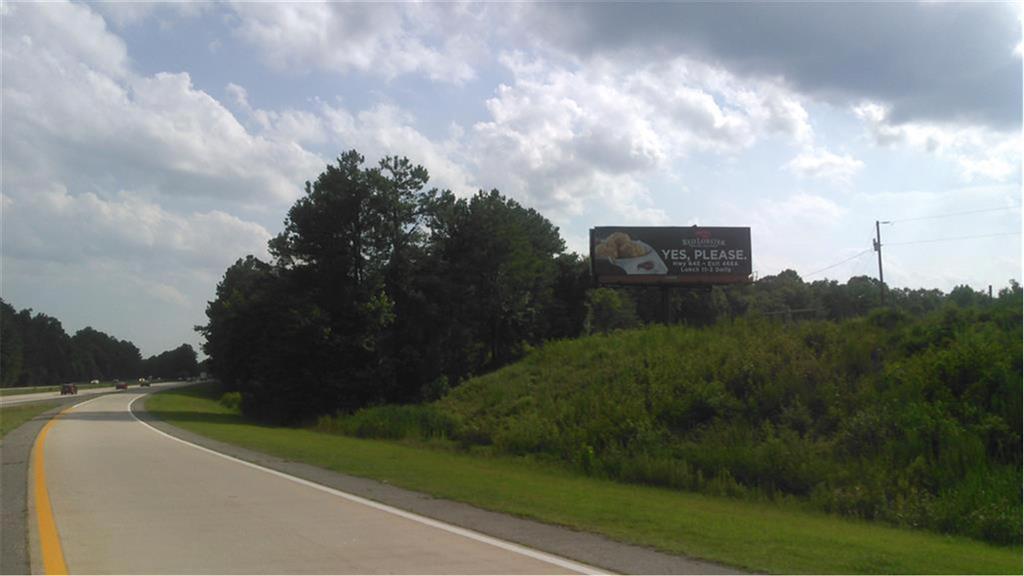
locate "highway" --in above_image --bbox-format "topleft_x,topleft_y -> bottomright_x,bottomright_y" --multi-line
32,390 -> 598,574
1,383 -> 139,407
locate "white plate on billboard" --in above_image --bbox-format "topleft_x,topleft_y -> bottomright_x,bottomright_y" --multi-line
606,241 -> 667,275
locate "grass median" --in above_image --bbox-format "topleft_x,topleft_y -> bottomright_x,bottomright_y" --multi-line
0,400 -> 63,437
145,383 -> 1021,574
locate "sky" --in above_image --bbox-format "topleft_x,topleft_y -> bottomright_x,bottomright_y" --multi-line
2,1 -> 1021,357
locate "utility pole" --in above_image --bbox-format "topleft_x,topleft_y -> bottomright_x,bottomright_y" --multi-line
874,220 -> 888,306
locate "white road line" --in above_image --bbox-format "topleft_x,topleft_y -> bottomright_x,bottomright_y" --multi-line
127,394 -> 608,575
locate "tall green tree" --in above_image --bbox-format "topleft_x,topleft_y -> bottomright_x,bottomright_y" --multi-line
545,254 -> 592,339
70,327 -> 141,380
424,189 -> 564,371
584,287 -> 640,334
198,255 -> 276,391
200,151 -> 579,420
141,344 -> 199,378
1,300 -> 24,387
235,152 -> 433,420
18,311 -> 75,386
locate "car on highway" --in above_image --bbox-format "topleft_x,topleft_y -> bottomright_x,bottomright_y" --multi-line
139,377 -> 151,387
61,383 -> 78,395
115,380 -> 128,391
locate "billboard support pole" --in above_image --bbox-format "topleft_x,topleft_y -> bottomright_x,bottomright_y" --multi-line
660,286 -> 672,325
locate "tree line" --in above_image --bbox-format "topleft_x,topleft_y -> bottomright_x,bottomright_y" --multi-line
200,151 -> 588,422
584,270 -> 1021,333
199,150 -> 1020,424
0,299 -> 200,387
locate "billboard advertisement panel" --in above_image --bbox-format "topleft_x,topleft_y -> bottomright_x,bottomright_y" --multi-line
590,226 -> 752,285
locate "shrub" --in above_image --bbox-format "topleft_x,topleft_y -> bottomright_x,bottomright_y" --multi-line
584,288 -> 640,334
308,302 -> 1022,545
218,391 -> 242,412
316,404 -> 455,440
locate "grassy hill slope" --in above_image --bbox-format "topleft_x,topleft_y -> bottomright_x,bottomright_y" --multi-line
326,302 -> 1021,545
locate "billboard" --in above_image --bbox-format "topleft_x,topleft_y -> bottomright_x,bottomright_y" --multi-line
590,226 -> 752,285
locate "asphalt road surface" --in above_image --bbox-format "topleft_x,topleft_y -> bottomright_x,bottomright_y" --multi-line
0,382 -> 163,407
35,391 -> 599,574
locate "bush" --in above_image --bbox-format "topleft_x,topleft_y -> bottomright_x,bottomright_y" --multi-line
584,288 -> 640,334
316,404 -> 455,441
218,391 -> 242,412
310,301 -> 1022,545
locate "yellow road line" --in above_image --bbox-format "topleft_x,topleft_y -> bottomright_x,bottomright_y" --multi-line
33,406 -> 72,575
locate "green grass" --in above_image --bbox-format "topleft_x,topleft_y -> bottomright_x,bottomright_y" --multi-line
409,312 -> 1020,545
146,384 -> 1021,574
0,400 -> 62,437
0,381 -> 115,396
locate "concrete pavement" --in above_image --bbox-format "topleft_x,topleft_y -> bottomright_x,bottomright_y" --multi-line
36,391 -> 597,574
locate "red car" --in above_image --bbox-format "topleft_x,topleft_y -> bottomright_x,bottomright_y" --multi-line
115,381 -> 128,391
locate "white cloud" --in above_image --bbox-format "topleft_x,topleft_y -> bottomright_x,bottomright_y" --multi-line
772,193 -> 847,224
322,103 -> 477,196
4,183 -> 271,270
517,3 -> 1021,131
0,1 -> 297,356
2,1 -> 128,78
91,2 -> 209,29
4,3 -> 478,228
225,82 -> 252,112
1,178 -> 273,353
468,54 -> 812,220
854,102 -> 1022,183
736,193 -> 851,279
954,137 -> 1019,181
853,102 -> 906,146
784,148 -> 864,184
232,97 -> 329,148
227,3 -> 480,83
3,2 -> 325,208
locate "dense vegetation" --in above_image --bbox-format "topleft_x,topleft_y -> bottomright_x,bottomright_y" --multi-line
200,151 -> 590,423
585,269 -> 995,333
322,295 -> 1022,545
0,299 -> 200,386
199,149 -> 1020,545
201,149 -> 1009,425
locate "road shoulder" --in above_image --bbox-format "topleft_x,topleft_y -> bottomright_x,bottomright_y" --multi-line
133,393 -> 740,575
0,397 -> 90,575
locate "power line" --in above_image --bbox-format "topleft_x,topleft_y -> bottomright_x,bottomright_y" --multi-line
798,221 -> 1018,282
885,231 -> 1021,247
805,248 -> 872,278
888,205 -> 1019,224
852,247 -> 870,277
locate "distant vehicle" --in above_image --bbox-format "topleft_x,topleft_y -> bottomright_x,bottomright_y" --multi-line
89,379 -> 99,385
115,381 -> 128,391
61,383 -> 78,395
139,377 -> 151,387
